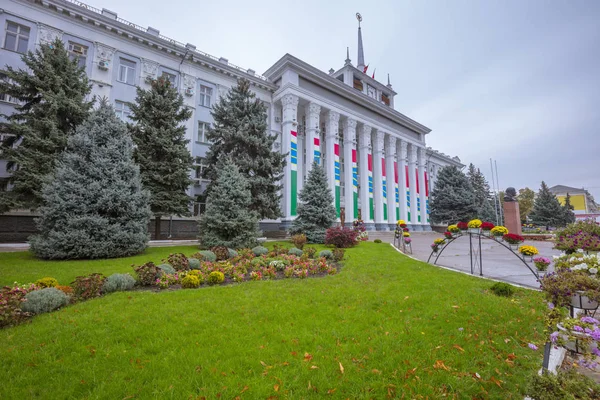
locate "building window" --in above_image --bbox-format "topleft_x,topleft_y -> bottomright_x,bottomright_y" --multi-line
0,73 -> 18,104
161,71 -> 177,87
68,42 -> 88,69
367,85 -> 377,99
118,58 -> 136,85
199,85 -> 212,107
353,76 -> 363,91
197,121 -> 210,143
114,100 -> 131,122
193,202 -> 206,216
194,156 -> 207,179
381,93 -> 390,106
4,21 -> 29,54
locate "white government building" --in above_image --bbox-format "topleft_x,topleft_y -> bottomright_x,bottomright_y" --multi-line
1,0 -> 463,234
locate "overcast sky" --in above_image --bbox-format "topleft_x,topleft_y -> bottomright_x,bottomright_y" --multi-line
90,0 -> 600,199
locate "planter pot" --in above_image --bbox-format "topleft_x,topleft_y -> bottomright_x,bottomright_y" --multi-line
508,243 -> 519,251
521,254 -> 534,262
557,323 -> 598,354
571,292 -> 600,310
481,230 -> 491,236
468,228 -> 480,234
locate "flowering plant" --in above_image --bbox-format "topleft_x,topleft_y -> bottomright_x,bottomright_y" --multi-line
353,219 -> 366,233
554,314 -> 600,368
431,243 -> 440,252
434,238 -> 446,245
480,222 -> 495,231
503,233 -> 525,245
404,237 -> 412,244
467,219 -> 482,229
447,224 -> 460,233
403,232 -> 410,237
457,222 -> 468,230
553,251 -> 599,275
444,231 -> 453,239
540,269 -> 600,307
555,220 -> 600,253
0,283 -> 38,328
533,256 -> 551,271
397,220 -> 406,226
403,227 -> 409,232
490,226 -> 509,237
518,245 -> 539,256
357,231 -> 369,241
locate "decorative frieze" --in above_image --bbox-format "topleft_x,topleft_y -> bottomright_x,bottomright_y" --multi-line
37,24 -> 62,47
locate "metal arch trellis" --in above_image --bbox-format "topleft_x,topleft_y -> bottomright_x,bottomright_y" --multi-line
426,231 -> 540,280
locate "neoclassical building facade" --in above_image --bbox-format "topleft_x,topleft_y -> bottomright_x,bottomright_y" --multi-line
0,0 -> 463,233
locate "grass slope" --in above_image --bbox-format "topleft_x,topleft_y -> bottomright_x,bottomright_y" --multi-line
0,242 -> 544,399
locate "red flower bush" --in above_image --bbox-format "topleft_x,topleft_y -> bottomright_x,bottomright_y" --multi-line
403,227 -> 409,232
481,222 -> 495,231
325,227 -> 359,248
444,231 -> 453,239
503,233 -> 525,244
457,222 -> 468,230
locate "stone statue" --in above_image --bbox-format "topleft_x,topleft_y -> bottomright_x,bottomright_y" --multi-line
340,207 -> 345,227
504,187 -> 517,202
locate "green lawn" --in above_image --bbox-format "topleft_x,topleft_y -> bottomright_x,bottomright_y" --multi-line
0,242 -> 544,398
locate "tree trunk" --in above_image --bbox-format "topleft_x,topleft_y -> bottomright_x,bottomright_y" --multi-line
154,215 -> 161,240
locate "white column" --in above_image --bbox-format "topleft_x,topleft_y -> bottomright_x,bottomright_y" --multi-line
386,135 -> 397,225
372,130 -> 385,227
408,144 -> 419,228
325,111 -> 340,215
343,118 -> 357,223
297,131 -> 305,194
398,141 -> 408,222
358,125 -> 373,223
305,103 -> 321,172
281,94 -> 299,221
418,147 -> 428,228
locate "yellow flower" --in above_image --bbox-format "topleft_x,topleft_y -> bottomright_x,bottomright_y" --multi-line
467,219 -> 482,228
491,226 -> 509,236
397,220 -> 406,225
447,224 -> 460,233
434,238 -> 446,245
403,232 -> 410,237
518,245 -> 539,256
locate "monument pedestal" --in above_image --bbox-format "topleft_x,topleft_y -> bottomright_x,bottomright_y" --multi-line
503,202 -> 522,235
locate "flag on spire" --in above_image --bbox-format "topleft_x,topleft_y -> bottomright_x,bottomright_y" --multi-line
363,64 -> 369,74
371,68 -> 376,79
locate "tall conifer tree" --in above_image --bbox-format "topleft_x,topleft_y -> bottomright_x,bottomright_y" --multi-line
561,193 -> 576,226
29,101 -> 151,259
197,157 -> 259,249
529,181 -> 565,228
205,78 -> 285,220
429,166 -> 478,223
290,162 -> 336,243
128,76 -> 193,239
466,163 -> 496,222
0,39 -> 93,212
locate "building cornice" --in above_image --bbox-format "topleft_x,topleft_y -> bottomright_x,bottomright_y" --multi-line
426,147 -> 463,167
18,0 -> 277,92
332,65 -> 398,96
264,54 -> 431,136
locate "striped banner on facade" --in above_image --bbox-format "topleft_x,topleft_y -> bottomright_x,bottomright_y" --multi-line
352,149 -> 358,219
334,143 -> 341,217
405,165 -> 411,222
382,158 -> 387,221
368,154 -> 374,221
394,161 -> 400,220
314,137 -> 321,165
290,130 -> 298,216
416,167 -> 421,223
425,171 -> 430,223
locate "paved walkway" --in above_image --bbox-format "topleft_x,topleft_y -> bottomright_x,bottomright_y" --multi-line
393,232 -> 561,289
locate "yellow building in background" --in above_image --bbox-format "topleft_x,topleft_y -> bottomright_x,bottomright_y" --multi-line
549,185 -> 599,220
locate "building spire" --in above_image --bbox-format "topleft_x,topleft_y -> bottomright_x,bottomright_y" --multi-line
345,46 -> 351,65
356,13 -> 365,71
387,73 -> 392,88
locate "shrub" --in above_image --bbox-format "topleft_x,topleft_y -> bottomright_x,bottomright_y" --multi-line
188,258 -> 201,270
332,248 -> 345,262
304,247 -> 317,259
269,260 -> 286,271
181,275 -> 200,289
270,244 -> 289,256
374,239 -> 382,244
319,250 -> 333,260
207,271 -> 225,285
252,246 -> 269,256
193,251 -> 217,262
526,368 -> 600,400
156,273 -> 180,289
56,285 -> 73,295
304,228 -> 327,244
251,257 -> 268,268
288,248 -> 303,257
158,263 -> 176,275
291,234 -> 307,250
211,246 -> 230,261
228,248 -> 238,258
325,227 -> 359,248
166,253 -> 189,271
34,277 -> 59,288
237,248 -> 254,259
71,273 -> 106,301
102,273 -> 136,293
187,270 -> 206,285
0,283 -> 38,328
490,282 -> 515,297
133,262 -> 161,286
21,288 -> 69,314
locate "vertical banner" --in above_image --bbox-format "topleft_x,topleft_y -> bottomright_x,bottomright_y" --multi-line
334,143 -> 341,217
394,161 -> 400,220
290,130 -> 298,216
425,171 -> 430,223
405,165 -> 411,222
314,137 -> 321,165
368,154 -> 374,221
382,158 -> 387,221
416,167 -> 421,222
352,149 -> 359,219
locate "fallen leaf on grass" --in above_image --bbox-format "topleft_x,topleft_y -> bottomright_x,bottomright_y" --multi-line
240,386 -> 249,394
327,388 -> 337,394
433,360 -> 450,371
490,376 -> 503,388
372,369 -> 381,374
304,353 -> 313,362
339,362 -> 344,374
310,365 -> 318,369
452,305 -> 460,309
453,345 -> 464,353
274,384 -> 279,392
